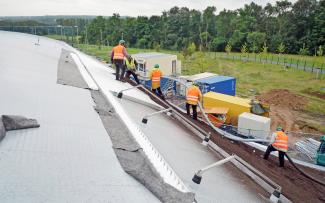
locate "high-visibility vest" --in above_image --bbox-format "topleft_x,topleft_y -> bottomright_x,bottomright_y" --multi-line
113,45 -> 125,60
186,86 -> 201,105
272,131 -> 288,152
125,57 -> 135,70
151,68 -> 162,89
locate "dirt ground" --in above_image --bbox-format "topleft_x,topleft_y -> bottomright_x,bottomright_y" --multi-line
135,84 -> 325,203
256,89 -> 324,139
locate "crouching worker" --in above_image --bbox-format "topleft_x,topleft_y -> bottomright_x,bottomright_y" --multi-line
150,64 -> 165,100
186,83 -> 202,120
263,126 -> 288,167
124,56 -> 140,84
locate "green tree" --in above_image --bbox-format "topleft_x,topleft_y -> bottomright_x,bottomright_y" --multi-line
154,42 -> 161,52
317,45 -> 324,56
211,36 -> 227,51
188,42 -> 196,57
225,42 -> 232,54
299,43 -> 308,55
241,43 -> 248,55
247,32 -> 266,53
277,42 -> 286,54
261,42 -> 268,55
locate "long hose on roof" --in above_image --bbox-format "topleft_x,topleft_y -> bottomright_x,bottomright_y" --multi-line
285,154 -> 325,187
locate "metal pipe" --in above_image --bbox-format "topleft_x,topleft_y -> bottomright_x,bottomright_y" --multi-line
196,155 -> 235,176
117,85 -> 142,98
192,153 -> 282,202
142,108 -> 172,124
192,155 -> 236,185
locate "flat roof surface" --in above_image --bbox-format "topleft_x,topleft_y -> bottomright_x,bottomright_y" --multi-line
204,92 -> 251,108
183,72 -> 218,82
132,52 -> 174,59
120,99 -> 266,203
196,75 -> 235,84
0,31 -> 160,202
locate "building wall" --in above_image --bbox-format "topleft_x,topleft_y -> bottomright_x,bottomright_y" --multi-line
133,55 -> 180,78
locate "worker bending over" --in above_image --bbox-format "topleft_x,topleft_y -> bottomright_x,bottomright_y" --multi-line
150,64 -> 165,100
186,83 -> 202,120
110,40 -> 128,81
263,126 -> 288,167
124,56 -> 140,84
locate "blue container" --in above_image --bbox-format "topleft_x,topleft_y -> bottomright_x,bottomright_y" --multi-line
196,76 -> 236,96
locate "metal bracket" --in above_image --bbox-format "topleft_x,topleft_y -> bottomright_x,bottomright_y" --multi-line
192,155 -> 236,184
117,85 -> 142,98
142,108 -> 172,124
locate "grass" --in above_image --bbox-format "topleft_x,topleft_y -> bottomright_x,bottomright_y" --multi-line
213,52 -> 325,69
75,44 -> 178,60
72,43 -> 325,116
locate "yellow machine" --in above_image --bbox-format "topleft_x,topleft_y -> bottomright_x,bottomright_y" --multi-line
199,107 -> 229,127
203,92 -> 269,125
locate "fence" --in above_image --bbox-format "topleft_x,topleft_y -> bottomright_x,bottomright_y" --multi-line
209,52 -> 325,75
0,26 -> 79,45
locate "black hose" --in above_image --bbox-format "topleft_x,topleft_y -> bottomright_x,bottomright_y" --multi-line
285,154 -> 325,187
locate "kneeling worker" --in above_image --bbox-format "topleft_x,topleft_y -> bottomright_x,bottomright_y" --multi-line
150,64 -> 165,100
186,83 -> 202,120
124,56 -> 140,84
263,126 -> 288,167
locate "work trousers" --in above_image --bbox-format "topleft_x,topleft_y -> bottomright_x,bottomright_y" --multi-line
152,87 -> 165,100
186,103 -> 198,120
125,70 -> 140,84
263,145 -> 286,167
113,59 -> 126,81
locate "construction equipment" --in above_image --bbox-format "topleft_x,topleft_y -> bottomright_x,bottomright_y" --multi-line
316,136 -> 325,166
295,138 -> 321,161
199,107 -> 228,127
203,92 -> 269,125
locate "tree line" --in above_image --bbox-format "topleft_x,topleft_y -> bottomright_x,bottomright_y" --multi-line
82,0 -> 325,56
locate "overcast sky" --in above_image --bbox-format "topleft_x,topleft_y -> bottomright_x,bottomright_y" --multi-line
0,0 -> 296,16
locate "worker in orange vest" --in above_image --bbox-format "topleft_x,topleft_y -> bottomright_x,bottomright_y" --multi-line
263,126 -> 288,167
149,64 -> 164,100
110,40 -> 128,81
186,83 -> 202,120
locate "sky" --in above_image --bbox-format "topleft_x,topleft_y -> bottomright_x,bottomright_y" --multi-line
0,0 -> 296,16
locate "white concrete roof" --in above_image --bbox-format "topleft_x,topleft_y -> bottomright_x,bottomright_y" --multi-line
0,31 -> 269,202
0,31 -> 160,203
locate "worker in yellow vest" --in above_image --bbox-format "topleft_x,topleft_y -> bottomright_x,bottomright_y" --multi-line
124,56 -> 140,84
149,64 -> 164,100
186,83 -> 202,120
110,40 -> 128,81
263,126 -> 288,167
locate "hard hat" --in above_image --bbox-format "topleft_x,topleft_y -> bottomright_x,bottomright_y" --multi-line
119,40 -> 125,45
192,82 -> 199,87
154,64 -> 159,68
276,126 -> 283,131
